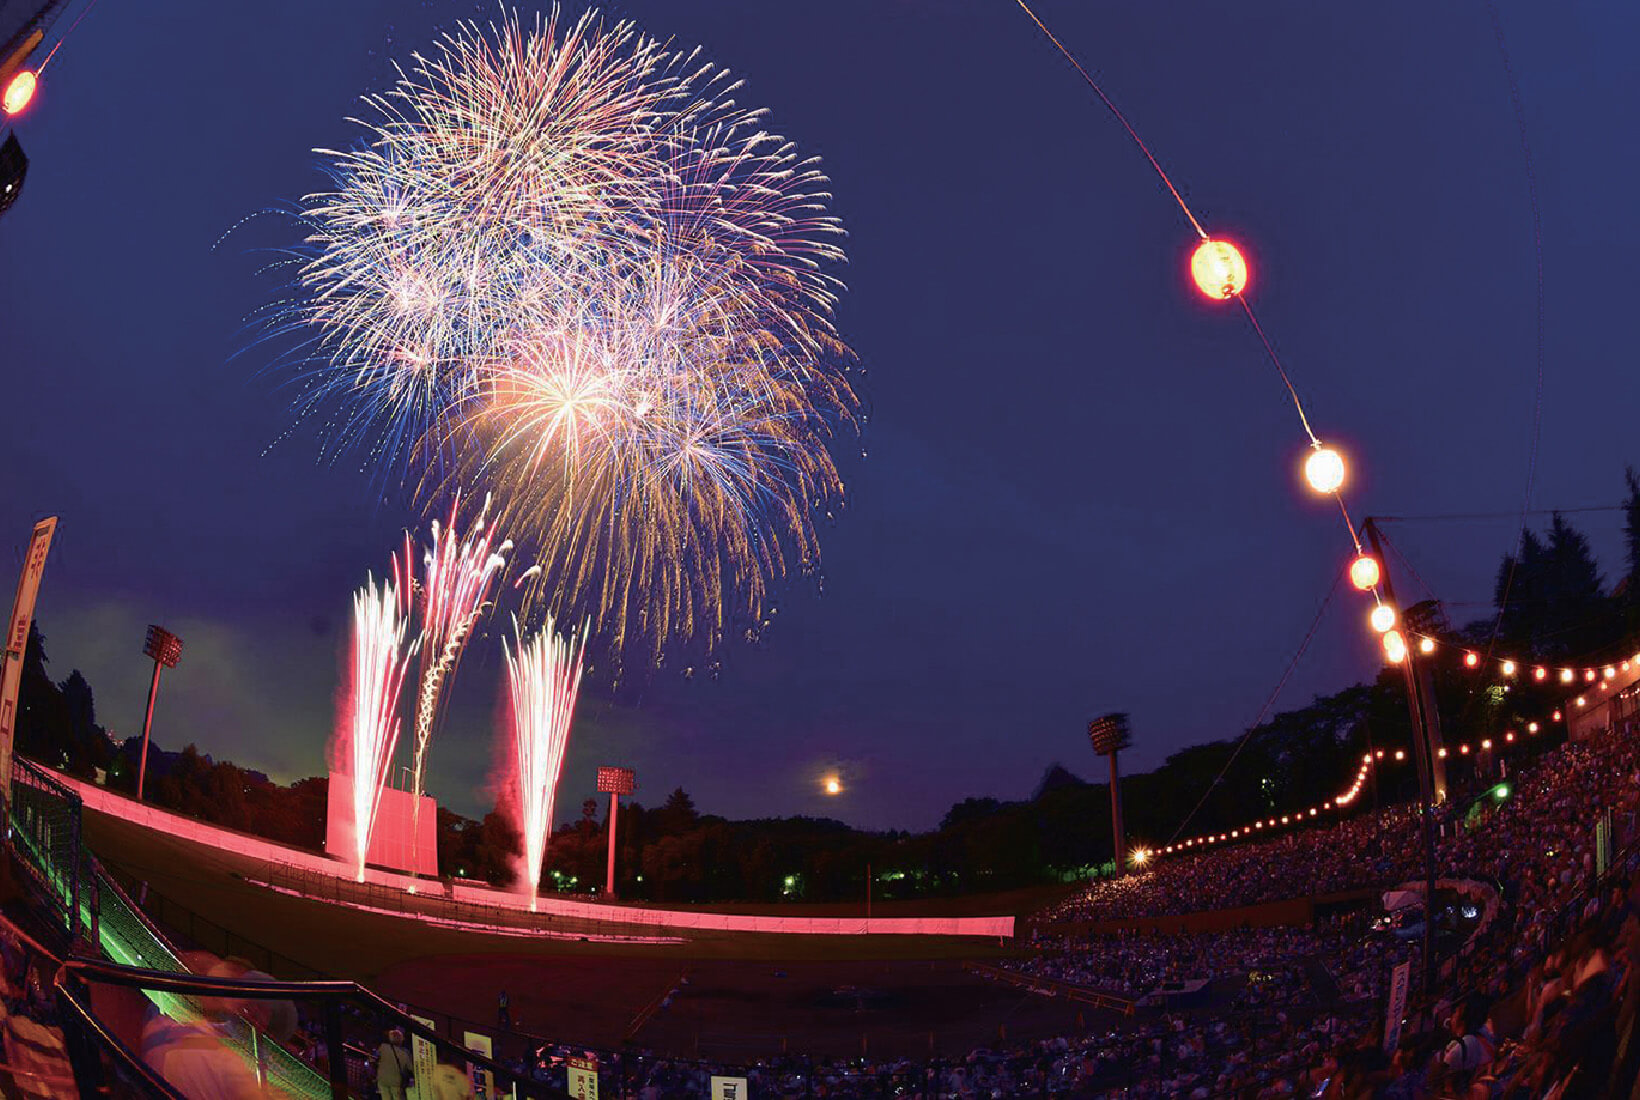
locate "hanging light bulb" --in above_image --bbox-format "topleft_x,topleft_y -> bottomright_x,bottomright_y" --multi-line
1303,446 -> 1346,494
1189,238 -> 1248,300
1418,637 -> 1436,655
1533,667 -> 1547,681
1383,629 -> 1408,664
1464,652 -> 1479,668
2,71 -> 37,116
1348,555 -> 1380,591
1501,660 -> 1517,677
1560,669 -> 1575,684
1370,604 -> 1397,633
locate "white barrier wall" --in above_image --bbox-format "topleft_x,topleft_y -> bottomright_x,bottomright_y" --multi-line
61,773 -> 1014,939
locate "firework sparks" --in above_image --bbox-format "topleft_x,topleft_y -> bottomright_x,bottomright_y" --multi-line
275,7 -> 857,671
406,493 -> 511,880
342,569 -> 417,882
504,615 -> 586,908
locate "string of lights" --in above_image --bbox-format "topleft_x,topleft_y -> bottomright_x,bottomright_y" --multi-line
1012,1 -> 1415,676
1144,631 -> 1640,861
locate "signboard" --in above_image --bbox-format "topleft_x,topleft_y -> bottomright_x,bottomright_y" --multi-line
1382,960 -> 1411,1054
567,1056 -> 599,1099
408,1014 -> 438,1100
711,1076 -> 750,1100
324,774 -> 441,876
0,517 -> 56,799
1596,812 -> 1613,876
463,1031 -> 494,1100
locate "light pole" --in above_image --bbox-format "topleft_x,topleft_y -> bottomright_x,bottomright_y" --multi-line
1088,714 -> 1133,873
1362,519 -> 1440,1015
596,766 -> 636,899
136,625 -> 182,802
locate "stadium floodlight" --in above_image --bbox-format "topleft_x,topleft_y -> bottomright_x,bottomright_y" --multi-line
1088,713 -> 1133,872
596,766 -> 636,899
136,625 -> 182,801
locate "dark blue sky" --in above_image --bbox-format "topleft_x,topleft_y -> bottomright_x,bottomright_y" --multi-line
3,1 -> 1636,830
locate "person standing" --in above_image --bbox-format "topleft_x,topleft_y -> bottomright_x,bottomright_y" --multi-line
376,1027 -> 412,1100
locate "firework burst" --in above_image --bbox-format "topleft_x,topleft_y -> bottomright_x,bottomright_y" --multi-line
276,6 -> 857,671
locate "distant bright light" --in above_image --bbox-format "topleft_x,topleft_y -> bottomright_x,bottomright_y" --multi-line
1418,637 -> 1436,655
1189,238 -> 1248,300
1304,446 -> 1346,494
1349,555 -> 1380,591
2,71 -> 37,116
1370,604 -> 1397,633
1130,847 -> 1152,867
822,775 -> 842,796
1560,669 -> 1575,684
1501,660 -> 1517,677
1493,784 -> 1511,801
1464,652 -> 1479,668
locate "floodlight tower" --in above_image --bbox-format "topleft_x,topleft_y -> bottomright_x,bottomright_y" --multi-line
596,766 -> 636,899
1088,713 -> 1133,872
136,625 -> 182,801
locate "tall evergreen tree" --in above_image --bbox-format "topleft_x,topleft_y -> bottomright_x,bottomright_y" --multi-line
1622,466 -> 1640,631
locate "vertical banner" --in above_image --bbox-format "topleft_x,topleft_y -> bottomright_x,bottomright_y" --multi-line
566,1055 -> 599,1099
711,1076 -> 750,1100
0,517 -> 56,801
1596,812 -> 1612,876
408,1014 -> 438,1100
463,1031 -> 495,1100
1382,960 -> 1411,1054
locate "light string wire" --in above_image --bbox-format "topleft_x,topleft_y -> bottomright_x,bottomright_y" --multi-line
1165,570 -> 1342,846
1013,0 -> 1550,852
1476,0 -> 1548,671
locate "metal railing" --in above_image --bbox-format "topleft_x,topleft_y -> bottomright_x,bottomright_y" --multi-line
52,957 -> 572,1099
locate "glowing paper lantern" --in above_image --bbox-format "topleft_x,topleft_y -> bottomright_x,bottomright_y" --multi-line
1383,629 -> 1407,664
1370,604 -> 1396,633
2,71 -> 36,116
1501,660 -> 1517,677
1418,637 -> 1435,655
1303,446 -> 1346,494
1348,555 -> 1380,591
1190,238 -> 1248,300
1464,652 -> 1479,668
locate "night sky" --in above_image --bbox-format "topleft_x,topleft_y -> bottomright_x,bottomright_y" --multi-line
3,1 -> 1637,831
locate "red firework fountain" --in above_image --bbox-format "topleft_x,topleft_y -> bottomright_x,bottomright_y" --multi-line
406,495 -> 510,884
504,615 -> 586,909
342,569 -> 417,881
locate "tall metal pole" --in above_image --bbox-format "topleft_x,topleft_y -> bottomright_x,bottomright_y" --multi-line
136,625 -> 181,803
1107,752 -> 1126,871
136,659 -> 162,801
1363,520 -> 1439,1014
605,790 -> 619,899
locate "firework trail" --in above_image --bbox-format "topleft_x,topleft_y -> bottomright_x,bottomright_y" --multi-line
406,493 -> 511,880
274,7 -> 857,671
342,569 -> 417,881
503,615 -> 586,908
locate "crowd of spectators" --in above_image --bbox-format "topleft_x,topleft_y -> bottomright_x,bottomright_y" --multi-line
484,726 -> 1640,1098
